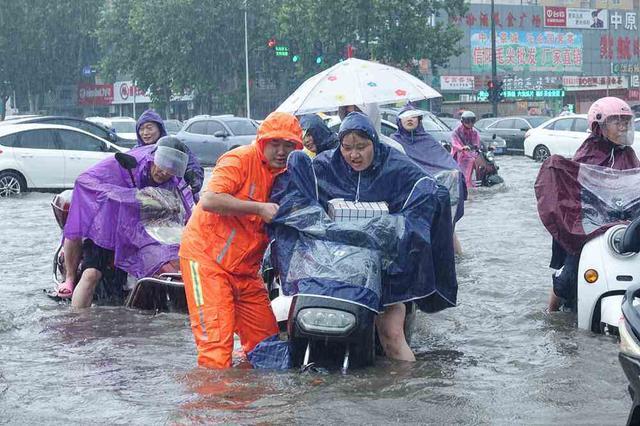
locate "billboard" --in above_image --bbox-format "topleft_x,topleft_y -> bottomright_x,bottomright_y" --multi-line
77,83 -> 113,106
544,7 -> 608,29
471,30 -> 583,73
440,76 -> 474,91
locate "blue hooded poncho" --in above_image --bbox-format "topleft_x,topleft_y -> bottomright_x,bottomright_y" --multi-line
64,145 -> 194,278
299,114 -> 339,155
268,112 -> 457,313
391,104 -> 466,224
136,109 -> 204,198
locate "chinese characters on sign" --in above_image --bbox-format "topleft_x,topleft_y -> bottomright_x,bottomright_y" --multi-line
611,63 -> 640,74
471,30 -> 583,73
562,75 -> 628,91
477,89 -> 564,101
503,76 -> 562,90
440,76 -> 475,91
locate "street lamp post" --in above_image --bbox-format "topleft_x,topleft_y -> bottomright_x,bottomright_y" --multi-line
244,0 -> 251,118
490,0 -> 498,117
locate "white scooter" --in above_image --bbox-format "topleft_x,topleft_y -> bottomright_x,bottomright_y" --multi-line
577,216 -> 640,335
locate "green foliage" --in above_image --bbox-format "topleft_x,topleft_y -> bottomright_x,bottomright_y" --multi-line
0,0 -> 466,115
0,0 -> 102,112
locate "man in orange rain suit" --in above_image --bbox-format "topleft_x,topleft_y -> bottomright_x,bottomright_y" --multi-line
179,111 -> 303,368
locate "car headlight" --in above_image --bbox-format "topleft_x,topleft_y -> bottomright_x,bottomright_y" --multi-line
298,308 -> 356,334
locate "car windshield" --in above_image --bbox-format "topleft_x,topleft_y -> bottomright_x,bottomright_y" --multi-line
526,117 -> 549,128
225,119 -> 257,136
164,121 -> 182,132
112,121 -> 136,133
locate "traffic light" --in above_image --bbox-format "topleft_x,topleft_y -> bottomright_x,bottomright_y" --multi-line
291,40 -> 300,63
495,80 -> 504,102
486,79 -> 504,103
313,40 -> 324,64
267,38 -> 276,48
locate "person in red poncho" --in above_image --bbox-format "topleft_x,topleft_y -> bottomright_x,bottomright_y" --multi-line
536,97 -> 639,311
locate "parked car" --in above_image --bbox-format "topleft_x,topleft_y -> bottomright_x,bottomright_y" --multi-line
176,115 -> 258,165
86,116 -> 138,144
439,117 -> 507,154
476,116 -> 549,155
0,124 -> 124,196
0,115 -> 136,148
524,114 -> 640,161
523,115 -> 588,161
164,119 -> 183,135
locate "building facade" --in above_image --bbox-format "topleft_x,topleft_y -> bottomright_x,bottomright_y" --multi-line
437,1 -> 640,115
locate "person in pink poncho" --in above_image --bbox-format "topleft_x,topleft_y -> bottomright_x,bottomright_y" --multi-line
451,111 -> 482,188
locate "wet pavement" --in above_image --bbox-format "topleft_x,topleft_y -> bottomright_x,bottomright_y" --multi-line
0,156 -> 630,424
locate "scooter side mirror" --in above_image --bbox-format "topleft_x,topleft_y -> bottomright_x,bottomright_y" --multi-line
621,217 -> 640,253
492,134 -> 496,140
115,152 -> 138,171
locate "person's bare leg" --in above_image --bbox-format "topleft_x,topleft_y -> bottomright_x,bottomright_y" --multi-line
453,232 -> 463,256
63,238 -> 82,285
375,303 -> 415,362
71,268 -> 102,308
548,288 -> 561,312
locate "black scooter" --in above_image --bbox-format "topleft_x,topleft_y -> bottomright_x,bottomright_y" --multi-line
263,261 -> 415,372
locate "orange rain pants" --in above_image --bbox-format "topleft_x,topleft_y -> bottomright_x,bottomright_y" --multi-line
180,257 -> 278,369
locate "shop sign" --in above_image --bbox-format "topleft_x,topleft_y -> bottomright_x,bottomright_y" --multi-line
629,89 -> 640,100
544,7 -> 608,29
471,30 -> 583,73
611,63 -> 640,74
77,83 -> 113,106
440,76 -> 474,91
477,89 -> 564,101
113,81 -> 151,104
562,75 -> 628,91
503,76 -> 562,91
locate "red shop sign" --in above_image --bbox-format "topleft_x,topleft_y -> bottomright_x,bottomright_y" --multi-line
77,83 -> 114,106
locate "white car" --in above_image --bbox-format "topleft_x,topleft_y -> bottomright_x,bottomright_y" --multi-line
86,116 -> 138,143
523,115 -> 590,161
0,123 -> 124,196
524,115 -> 640,161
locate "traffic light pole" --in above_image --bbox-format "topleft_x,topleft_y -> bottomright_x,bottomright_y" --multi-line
244,0 -> 251,118
490,0 -> 498,118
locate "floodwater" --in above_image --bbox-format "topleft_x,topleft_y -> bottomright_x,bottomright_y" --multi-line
0,157 -> 630,424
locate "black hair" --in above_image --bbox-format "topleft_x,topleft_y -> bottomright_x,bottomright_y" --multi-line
339,128 -> 372,144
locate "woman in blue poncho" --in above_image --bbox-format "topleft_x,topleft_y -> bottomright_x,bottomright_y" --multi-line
271,112 -> 458,361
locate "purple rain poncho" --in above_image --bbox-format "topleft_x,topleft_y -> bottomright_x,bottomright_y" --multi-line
136,109 -> 204,198
391,105 -> 466,224
64,144 -> 194,278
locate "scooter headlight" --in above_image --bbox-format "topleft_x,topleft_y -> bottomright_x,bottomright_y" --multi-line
298,308 -> 356,334
620,317 -> 640,357
608,225 -> 634,256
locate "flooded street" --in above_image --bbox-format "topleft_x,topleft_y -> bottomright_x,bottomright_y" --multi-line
0,156 -> 630,424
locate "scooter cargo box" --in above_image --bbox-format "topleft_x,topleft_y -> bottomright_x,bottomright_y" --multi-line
327,198 -> 389,222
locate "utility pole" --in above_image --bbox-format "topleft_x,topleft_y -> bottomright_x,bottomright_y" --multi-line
490,0 -> 498,117
244,0 -> 251,118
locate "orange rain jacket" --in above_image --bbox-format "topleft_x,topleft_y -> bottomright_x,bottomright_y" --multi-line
179,112 -> 303,275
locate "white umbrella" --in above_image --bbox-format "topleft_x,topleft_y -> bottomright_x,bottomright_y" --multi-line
276,58 -> 441,115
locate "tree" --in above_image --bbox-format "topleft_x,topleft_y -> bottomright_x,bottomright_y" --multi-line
0,0 -> 102,115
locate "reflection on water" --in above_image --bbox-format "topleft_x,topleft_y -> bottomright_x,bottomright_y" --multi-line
0,158 -> 630,424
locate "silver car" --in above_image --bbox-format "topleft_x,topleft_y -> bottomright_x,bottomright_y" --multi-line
176,115 -> 258,165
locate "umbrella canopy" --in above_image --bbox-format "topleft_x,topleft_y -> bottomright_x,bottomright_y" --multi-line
276,58 -> 441,115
